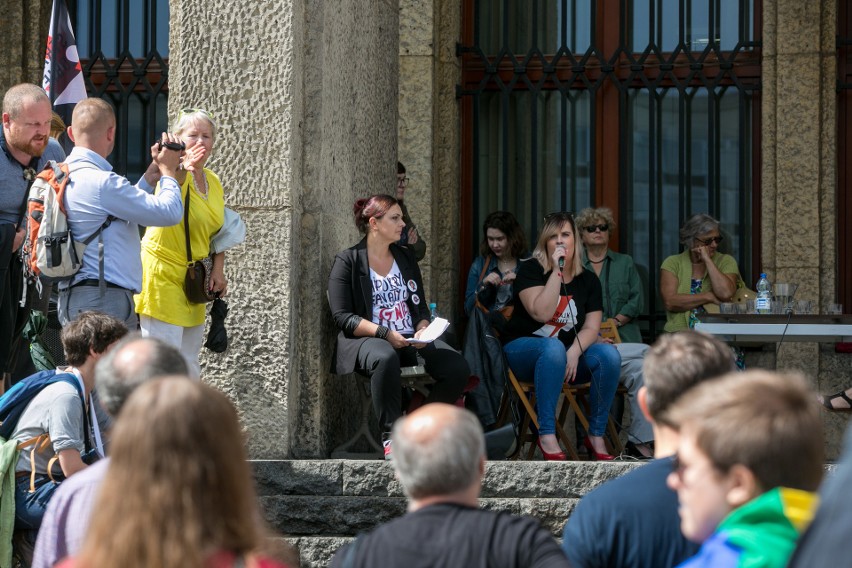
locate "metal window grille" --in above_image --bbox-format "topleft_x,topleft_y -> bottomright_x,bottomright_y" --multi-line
71,0 -> 169,180
459,0 -> 761,340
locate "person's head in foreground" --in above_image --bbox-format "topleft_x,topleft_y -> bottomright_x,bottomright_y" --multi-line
73,379 -> 291,568
641,330 -> 737,424
392,403 -> 485,508
665,369 -> 824,544
94,334 -> 189,417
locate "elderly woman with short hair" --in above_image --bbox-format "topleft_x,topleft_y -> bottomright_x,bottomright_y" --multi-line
576,207 -> 654,457
575,207 -> 644,344
660,214 -> 739,333
135,108 -> 227,377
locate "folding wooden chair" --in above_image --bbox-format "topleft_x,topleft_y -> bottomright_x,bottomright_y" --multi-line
599,319 -> 622,343
496,368 -> 581,460
561,382 -> 626,455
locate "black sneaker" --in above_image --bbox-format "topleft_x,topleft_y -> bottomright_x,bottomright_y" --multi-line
624,441 -> 654,460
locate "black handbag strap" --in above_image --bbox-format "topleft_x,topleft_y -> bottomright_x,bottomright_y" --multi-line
183,184 -> 192,264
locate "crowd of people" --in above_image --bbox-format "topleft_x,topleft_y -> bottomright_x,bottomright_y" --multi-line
2,79 -> 847,567
0,84 -> 240,385
325,183 -> 841,566
329,331 -> 836,568
0,83 -> 262,565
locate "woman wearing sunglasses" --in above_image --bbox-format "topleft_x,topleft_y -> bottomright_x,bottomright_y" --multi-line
660,214 -> 739,332
576,207 -> 655,458
501,212 -> 621,460
576,207 -> 644,344
135,108 -> 228,377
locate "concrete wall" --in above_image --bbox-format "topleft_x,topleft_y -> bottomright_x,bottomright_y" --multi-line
398,0 -> 461,313
0,0 -> 52,89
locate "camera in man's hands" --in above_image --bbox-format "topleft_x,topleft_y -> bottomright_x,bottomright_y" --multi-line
156,139 -> 186,151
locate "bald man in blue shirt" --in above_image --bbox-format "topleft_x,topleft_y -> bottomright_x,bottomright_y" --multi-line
58,98 -> 184,329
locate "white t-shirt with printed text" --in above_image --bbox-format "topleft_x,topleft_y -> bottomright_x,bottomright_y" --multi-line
370,261 -> 415,335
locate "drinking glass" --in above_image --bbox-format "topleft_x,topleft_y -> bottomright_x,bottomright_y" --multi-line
826,303 -> 843,315
795,300 -> 813,315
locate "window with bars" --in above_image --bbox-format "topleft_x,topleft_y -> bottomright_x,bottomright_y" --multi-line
70,0 -> 169,180
459,0 -> 761,339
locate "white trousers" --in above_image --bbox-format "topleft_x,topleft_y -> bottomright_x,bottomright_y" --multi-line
139,315 -> 204,378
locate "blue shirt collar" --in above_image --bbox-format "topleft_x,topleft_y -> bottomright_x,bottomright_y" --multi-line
68,145 -> 113,171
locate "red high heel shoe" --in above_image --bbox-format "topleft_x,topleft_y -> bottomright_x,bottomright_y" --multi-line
583,437 -> 615,461
537,439 -> 567,461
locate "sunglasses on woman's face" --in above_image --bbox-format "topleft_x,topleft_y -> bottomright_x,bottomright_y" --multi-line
178,108 -> 215,121
584,224 -> 609,233
695,236 -> 723,246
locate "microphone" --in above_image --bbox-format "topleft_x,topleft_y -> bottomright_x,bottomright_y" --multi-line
558,256 -> 565,270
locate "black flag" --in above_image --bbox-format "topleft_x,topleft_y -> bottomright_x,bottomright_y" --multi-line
42,0 -> 86,150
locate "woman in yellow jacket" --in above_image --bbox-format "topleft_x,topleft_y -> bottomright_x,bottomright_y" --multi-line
135,109 -> 227,376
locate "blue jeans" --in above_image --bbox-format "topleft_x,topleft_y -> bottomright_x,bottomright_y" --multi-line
15,474 -> 60,530
504,337 -> 621,436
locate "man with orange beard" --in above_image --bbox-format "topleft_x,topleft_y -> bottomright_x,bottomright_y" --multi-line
0,84 -> 66,386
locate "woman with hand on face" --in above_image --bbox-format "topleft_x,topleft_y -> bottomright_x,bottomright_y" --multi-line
463,211 -> 527,317
660,214 -> 739,332
135,109 -> 227,377
501,212 -> 621,461
327,194 -> 469,459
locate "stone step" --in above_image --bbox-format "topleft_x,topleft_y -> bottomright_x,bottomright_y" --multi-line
253,459 -> 640,499
252,458 -> 643,566
261,495 -> 579,536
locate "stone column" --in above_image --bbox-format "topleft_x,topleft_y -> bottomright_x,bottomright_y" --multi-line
0,0 -> 53,90
398,0 -> 461,319
169,0 -> 398,458
762,0 -> 844,455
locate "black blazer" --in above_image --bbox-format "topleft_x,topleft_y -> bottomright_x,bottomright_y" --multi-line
328,238 -> 430,374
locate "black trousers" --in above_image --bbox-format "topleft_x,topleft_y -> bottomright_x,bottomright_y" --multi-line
0,224 -> 27,379
355,338 -> 470,433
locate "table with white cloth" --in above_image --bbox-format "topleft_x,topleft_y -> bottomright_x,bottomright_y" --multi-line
694,314 -> 852,344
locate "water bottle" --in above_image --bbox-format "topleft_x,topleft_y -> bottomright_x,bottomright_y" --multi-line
756,273 -> 771,314
429,302 -> 439,322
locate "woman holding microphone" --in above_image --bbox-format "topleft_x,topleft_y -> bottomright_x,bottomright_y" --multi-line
501,212 -> 621,461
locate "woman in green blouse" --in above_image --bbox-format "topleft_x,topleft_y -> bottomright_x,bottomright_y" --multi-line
576,207 -> 644,343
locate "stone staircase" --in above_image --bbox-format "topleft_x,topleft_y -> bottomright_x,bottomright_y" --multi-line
253,459 -> 643,568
